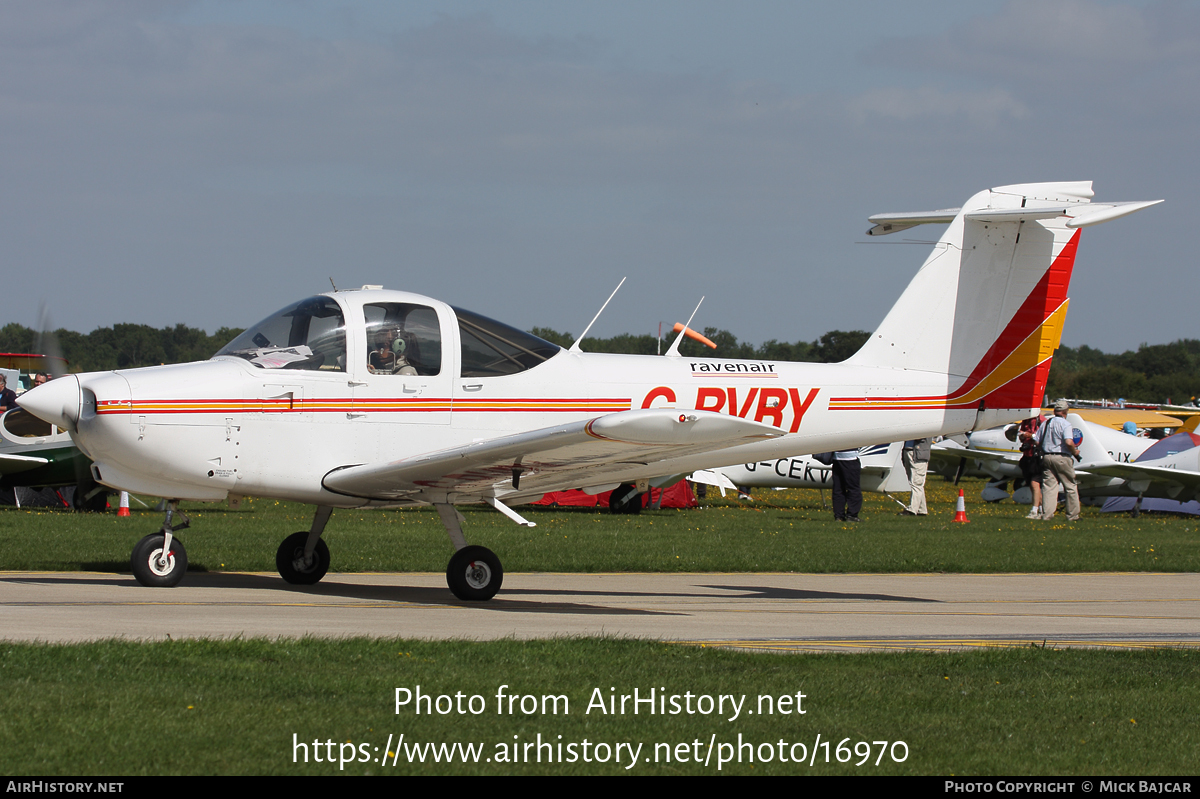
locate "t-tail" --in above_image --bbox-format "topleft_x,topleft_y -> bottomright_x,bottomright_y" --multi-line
846,182 -> 1161,430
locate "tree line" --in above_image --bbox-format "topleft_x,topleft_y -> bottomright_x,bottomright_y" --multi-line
530,326 -> 872,363
2,320 -> 1195,405
1045,340 -> 1200,406
0,323 -> 244,373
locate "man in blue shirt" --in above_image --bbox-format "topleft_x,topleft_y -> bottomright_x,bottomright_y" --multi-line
1036,399 -> 1081,521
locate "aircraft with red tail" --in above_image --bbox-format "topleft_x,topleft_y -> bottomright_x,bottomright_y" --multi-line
19,181 -> 1160,599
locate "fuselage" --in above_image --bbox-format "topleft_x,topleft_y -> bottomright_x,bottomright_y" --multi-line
29,289 -> 1030,507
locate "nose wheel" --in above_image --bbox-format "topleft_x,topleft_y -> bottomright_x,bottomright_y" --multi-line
131,499 -> 190,587
131,533 -> 188,587
446,545 -> 503,601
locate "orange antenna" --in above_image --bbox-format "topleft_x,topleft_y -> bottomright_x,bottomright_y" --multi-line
671,323 -> 716,349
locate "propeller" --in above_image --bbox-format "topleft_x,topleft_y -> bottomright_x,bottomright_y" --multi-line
35,301 -> 69,379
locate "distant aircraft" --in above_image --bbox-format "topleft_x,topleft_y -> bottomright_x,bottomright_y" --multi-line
0,408 -> 105,509
1074,426 -> 1200,514
19,182 -> 1160,599
690,442 -> 909,500
931,413 -> 1200,511
0,354 -> 105,510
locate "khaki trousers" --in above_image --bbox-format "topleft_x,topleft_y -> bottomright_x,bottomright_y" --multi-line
902,449 -> 928,515
1041,454 -> 1080,521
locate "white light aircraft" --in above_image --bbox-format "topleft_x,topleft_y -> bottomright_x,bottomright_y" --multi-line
20,182 -> 1160,600
690,442 -> 910,498
1075,425 -> 1200,512
932,415 -> 1155,502
932,414 -> 1200,512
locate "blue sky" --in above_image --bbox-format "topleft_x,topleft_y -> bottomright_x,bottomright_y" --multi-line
2,1 -> 1191,352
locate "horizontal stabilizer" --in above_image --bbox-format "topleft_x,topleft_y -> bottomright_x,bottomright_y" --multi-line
1065,200 -> 1164,228
866,209 -> 960,236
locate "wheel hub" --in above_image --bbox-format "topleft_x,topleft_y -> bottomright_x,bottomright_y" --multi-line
464,561 -> 491,590
291,550 -> 315,573
148,548 -> 175,577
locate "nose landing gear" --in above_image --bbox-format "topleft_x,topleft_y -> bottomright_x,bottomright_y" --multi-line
130,500 -> 189,587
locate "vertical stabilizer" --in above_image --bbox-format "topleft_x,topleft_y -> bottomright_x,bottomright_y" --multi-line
847,182 -> 1160,427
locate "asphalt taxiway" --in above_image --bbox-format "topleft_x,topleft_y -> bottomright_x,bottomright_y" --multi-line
2,571 -> 1197,652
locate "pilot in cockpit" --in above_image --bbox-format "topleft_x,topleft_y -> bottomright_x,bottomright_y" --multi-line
368,325 -> 418,376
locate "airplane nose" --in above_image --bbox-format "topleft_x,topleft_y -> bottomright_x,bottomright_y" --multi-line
18,374 -> 82,432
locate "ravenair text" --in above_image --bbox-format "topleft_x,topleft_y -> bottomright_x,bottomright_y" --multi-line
690,361 -> 777,376
397,685 -> 806,723
641,386 -> 820,433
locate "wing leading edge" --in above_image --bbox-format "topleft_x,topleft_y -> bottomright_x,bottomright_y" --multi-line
321,408 -> 784,502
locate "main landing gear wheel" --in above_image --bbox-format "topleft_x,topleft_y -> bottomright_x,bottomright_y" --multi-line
446,546 -> 503,601
608,483 -> 643,515
131,533 -> 188,588
276,532 -> 330,585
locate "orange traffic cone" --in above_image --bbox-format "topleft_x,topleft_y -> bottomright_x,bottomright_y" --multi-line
952,489 -> 969,523
117,491 -> 130,517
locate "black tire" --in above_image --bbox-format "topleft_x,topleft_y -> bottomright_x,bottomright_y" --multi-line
130,533 -> 188,588
73,479 -> 109,513
446,545 -> 503,601
608,484 -> 643,515
276,531 -> 330,585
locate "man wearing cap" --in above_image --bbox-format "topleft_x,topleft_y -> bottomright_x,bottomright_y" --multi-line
1036,399 -> 1081,522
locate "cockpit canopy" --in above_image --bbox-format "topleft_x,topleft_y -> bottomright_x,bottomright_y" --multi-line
214,294 -> 561,378
216,296 -> 348,371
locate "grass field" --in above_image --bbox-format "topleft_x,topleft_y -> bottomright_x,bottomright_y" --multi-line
2,478 -> 1197,776
1,638 -> 1196,776
1,477 -> 1196,575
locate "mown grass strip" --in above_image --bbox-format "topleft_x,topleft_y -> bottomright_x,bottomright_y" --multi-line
2,479 -> 1197,574
0,638 -> 1195,775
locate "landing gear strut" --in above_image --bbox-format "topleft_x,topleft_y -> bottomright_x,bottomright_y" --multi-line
435,503 -> 503,601
130,499 -> 189,587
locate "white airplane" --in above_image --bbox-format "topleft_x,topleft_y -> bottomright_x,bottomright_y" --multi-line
931,413 -> 1200,509
1075,424 -> 1200,513
19,181 -> 1160,599
689,442 -> 911,499
0,407 -> 100,506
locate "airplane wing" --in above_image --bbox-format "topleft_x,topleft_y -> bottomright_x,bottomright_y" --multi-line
0,452 -> 50,476
931,441 -> 1018,466
1076,461 -> 1200,500
322,409 -> 784,502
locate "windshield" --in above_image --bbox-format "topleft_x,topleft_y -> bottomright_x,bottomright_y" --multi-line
214,296 -> 347,371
